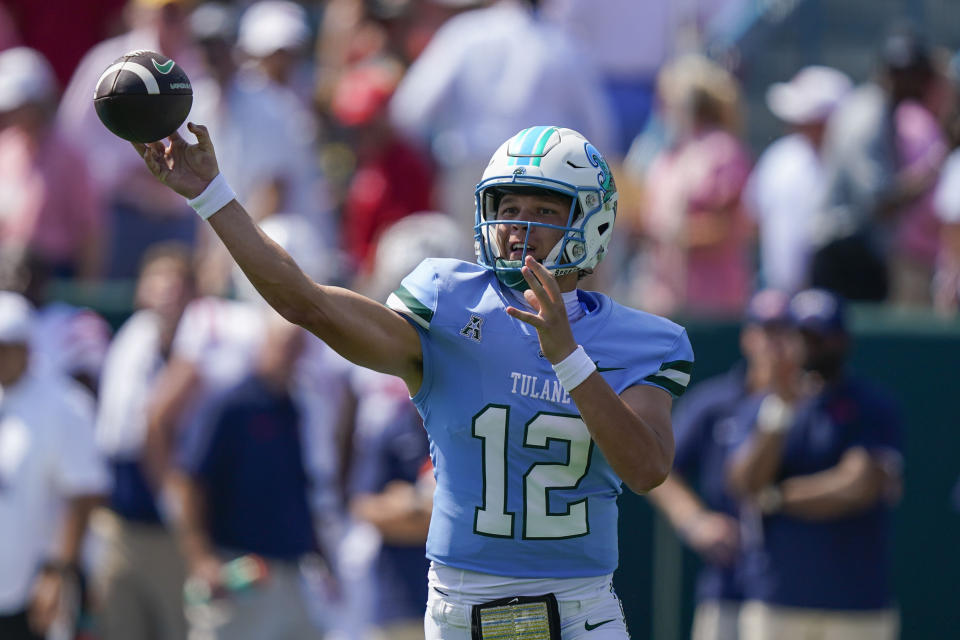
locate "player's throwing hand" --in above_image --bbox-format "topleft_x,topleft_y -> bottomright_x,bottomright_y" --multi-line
132,122 -> 219,199
505,255 -> 578,364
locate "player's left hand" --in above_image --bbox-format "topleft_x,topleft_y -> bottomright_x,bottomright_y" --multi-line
505,256 -> 577,364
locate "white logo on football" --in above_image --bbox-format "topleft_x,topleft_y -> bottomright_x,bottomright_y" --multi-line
94,61 -> 160,96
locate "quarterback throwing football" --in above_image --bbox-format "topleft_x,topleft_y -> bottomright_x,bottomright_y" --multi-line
134,123 -> 693,639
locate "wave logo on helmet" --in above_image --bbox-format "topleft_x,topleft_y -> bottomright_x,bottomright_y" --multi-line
585,143 -> 615,204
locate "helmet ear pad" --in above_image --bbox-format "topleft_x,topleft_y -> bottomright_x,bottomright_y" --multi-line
568,195 -> 616,272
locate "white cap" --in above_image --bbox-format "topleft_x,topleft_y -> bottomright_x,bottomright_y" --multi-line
0,291 -> 34,344
238,1 -> 310,57
0,47 -> 57,112
766,65 -> 852,125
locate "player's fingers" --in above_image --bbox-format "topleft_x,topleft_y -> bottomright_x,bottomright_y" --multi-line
524,256 -> 561,303
505,306 -> 544,328
522,288 -> 542,313
136,142 -> 165,176
168,129 -> 186,146
188,122 -> 212,150
520,265 -> 549,305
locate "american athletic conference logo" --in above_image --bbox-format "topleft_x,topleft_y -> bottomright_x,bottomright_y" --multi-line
460,315 -> 483,342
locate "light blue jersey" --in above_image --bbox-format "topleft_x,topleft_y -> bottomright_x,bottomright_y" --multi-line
387,259 -> 694,578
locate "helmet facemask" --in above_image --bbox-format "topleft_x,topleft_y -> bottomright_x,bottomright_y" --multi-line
475,184 -> 578,290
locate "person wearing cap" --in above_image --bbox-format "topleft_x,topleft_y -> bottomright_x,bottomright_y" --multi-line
727,289 -> 902,640
743,66 -> 852,295
0,46 -> 104,281
811,26 -> 942,303
236,0 -> 315,108
186,0 -> 334,293
647,289 -> 792,640
0,291 -> 110,640
56,0 -> 207,279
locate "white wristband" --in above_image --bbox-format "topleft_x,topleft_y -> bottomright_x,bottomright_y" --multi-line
756,393 -> 795,434
552,345 -> 597,392
757,484 -> 783,515
187,173 -> 236,220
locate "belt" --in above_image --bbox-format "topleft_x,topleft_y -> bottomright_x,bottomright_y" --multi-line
428,590 -> 614,629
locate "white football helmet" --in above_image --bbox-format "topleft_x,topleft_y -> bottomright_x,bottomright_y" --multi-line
474,126 -> 617,290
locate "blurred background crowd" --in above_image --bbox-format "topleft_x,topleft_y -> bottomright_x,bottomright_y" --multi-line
0,0 -> 958,639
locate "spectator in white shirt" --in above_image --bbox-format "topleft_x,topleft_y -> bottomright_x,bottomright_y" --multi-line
390,0 -> 615,222
744,66 -> 853,294
0,291 -> 109,640
187,1 -> 335,293
93,244 -> 195,640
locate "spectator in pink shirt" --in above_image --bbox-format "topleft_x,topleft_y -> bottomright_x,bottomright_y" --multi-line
0,47 -> 102,280
637,55 -> 753,317
890,59 -> 951,306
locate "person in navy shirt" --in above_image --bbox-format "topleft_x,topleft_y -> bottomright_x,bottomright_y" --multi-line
172,311 -> 324,640
649,289 -> 791,640
727,289 -> 902,640
348,367 -> 432,639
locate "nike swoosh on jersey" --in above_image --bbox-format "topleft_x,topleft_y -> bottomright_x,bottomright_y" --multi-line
584,618 -> 616,631
595,362 -> 625,372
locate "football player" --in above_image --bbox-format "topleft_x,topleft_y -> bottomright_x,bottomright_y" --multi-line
134,124 -> 694,639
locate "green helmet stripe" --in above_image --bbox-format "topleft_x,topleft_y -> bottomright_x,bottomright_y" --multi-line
507,127 -> 538,166
529,127 -> 557,166
507,126 -> 558,166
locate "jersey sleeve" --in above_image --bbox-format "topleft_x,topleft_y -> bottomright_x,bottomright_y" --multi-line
642,328 -> 695,398
386,259 -> 441,331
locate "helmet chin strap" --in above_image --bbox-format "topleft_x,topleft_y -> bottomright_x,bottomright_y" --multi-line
489,220 -> 579,291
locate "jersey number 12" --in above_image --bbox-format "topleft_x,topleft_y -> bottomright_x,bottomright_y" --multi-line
472,404 -> 593,539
